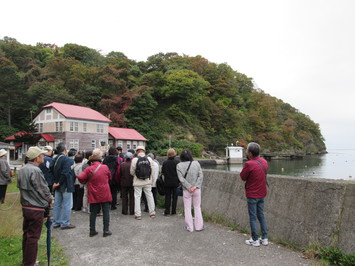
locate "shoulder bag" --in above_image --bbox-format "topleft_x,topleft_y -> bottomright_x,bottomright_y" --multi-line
87,164 -> 102,183
177,161 -> 193,196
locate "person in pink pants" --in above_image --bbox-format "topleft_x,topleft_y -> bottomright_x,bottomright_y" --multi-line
177,149 -> 204,232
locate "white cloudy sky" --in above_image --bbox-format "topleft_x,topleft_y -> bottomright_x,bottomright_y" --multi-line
2,0 -> 354,149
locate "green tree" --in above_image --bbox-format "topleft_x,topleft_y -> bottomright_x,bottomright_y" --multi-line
0,57 -> 25,126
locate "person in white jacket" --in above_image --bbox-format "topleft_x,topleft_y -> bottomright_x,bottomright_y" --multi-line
147,153 -> 159,206
130,146 -> 156,220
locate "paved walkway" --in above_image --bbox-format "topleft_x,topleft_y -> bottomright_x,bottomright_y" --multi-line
52,204 -> 311,266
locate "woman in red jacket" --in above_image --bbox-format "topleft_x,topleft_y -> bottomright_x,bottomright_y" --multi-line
78,149 -> 112,237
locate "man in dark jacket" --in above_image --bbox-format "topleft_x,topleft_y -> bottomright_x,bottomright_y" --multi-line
240,142 -> 269,247
103,146 -> 120,210
18,146 -> 54,266
161,148 -> 180,216
52,142 -> 75,229
120,152 -> 134,215
39,145 -> 54,193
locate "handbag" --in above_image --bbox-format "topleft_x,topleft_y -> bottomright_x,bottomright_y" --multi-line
177,161 -> 193,196
156,174 -> 165,196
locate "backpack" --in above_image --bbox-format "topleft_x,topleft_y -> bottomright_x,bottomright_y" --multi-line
135,156 -> 151,180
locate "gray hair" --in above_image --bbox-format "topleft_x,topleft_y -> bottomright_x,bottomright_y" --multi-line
247,142 -> 261,157
92,148 -> 103,158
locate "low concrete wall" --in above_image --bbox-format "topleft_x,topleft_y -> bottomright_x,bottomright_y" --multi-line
201,170 -> 355,254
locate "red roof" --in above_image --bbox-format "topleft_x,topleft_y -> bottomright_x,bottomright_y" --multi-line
5,132 -> 55,142
4,131 -> 31,141
41,102 -> 111,123
109,127 -> 147,141
39,134 -> 55,142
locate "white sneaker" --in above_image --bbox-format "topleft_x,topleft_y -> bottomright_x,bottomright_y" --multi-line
259,238 -> 269,246
245,238 -> 260,247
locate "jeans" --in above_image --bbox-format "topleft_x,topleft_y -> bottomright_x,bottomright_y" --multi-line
134,185 -> 155,217
90,202 -> 110,232
53,190 -> 73,227
247,197 -> 268,241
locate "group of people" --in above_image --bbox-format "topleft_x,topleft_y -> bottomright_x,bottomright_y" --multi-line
14,141 -> 268,265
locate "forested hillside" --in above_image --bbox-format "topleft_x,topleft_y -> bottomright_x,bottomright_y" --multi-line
0,37 -> 326,155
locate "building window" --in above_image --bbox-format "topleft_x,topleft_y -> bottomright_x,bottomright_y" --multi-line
133,141 -> 137,150
56,122 -> 63,132
100,139 -> 107,147
139,141 -> 143,146
45,108 -> 52,120
108,140 -> 113,146
117,141 -> 123,148
69,139 -> 79,149
70,121 -> 79,132
126,141 -> 131,150
91,140 -> 96,149
38,123 -> 43,132
96,124 -> 104,133
83,123 -> 87,132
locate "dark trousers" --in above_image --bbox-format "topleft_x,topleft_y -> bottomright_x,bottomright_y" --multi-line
110,184 -> 118,209
22,208 -> 44,266
121,186 -> 134,215
152,187 -> 157,206
0,185 -> 7,203
90,202 -> 110,233
164,186 -> 178,215
73,185 -> 84,211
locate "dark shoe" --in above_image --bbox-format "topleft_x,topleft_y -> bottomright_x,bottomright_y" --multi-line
163,213 -> 170,217
53,224 -> 60,228
122,212 -> 128,215
103,231 -> 112,237
61,224 -> 76,230
111,206 -> 117,210
89,231 -> 98,237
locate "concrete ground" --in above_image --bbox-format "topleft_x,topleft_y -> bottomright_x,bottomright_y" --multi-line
52,202 -> 312,266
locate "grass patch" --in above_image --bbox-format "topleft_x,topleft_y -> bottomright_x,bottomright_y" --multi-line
6,173 -> 19,193
0,191 -> 68,265
303,243 -> 355,266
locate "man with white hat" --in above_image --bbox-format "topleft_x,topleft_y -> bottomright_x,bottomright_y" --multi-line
130,146 -> 156,220
0,149 -> 11,204
17,146 -> 54,266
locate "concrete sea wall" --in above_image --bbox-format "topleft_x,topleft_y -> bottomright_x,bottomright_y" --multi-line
201,170 -> 355,254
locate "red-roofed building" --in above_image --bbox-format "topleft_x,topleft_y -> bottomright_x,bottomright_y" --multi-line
5,102 -> 148,157
109,127 -> 147,152
5,132 -> 55,159
32,102 -> 111,151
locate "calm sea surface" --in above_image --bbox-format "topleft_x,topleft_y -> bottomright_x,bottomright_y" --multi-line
203,149 -> 355,181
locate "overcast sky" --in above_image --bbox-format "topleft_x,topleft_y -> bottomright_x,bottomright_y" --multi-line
2,0 -> 354,149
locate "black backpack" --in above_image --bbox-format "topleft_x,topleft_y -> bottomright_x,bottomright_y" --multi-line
135,156 -> 151,180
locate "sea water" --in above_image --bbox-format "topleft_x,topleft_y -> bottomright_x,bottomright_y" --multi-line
203,149 -> 355,181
